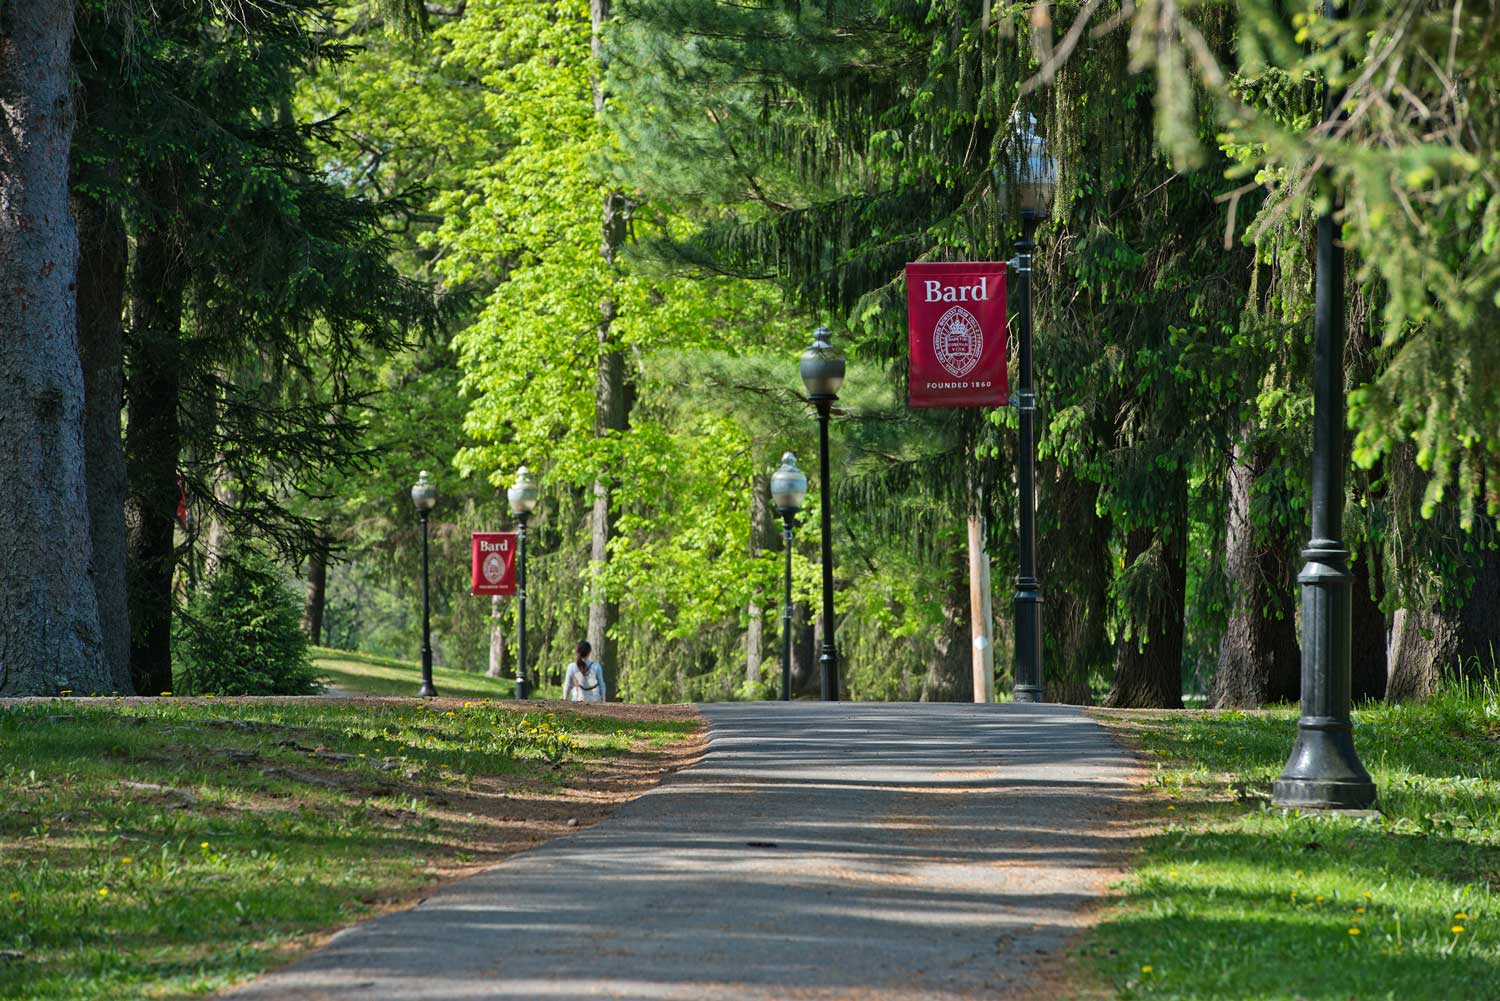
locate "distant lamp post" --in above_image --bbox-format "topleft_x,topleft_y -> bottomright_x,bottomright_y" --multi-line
769,452 -> 808,702
1010,113 -> 1056,704
800,327 -> 845,702
507,466 -> 540,701
1272,0 -> 1376,811
410,471 -> 439,698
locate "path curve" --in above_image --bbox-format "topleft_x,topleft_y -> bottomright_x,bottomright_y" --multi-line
229,702 -> 1139,1000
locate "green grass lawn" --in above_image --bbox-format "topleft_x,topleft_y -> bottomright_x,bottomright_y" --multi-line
311,647 -> 561,700
1086,685 -> 1500,1000
0,697 -> 699,1000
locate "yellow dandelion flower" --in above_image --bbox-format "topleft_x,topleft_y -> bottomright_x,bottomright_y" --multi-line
1168,870 -> 1178,878
1347,927 -> 1360,936
1167,805 -> 1176,812
1362,891 -> 1372,899
120,857 -> 132,865
1315,895 -> 1324,902
358,753 -> 366,758
1355,907 -> 1365,914
1296,870 -> 1305,877
1452,926 -> 1466,935
1140,965 -> 1153,974
8,892 -> 21,902
1455,912 -> 1469,920
200,841 -> 209,849
98,888 -> 109,898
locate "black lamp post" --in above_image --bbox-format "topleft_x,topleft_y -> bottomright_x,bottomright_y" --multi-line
507,466 -> 540,701
1272,0 -> 1376,811
800,327 -> 845,701
770,452 -> 808,702
1010,114 -> 1055,704
410,471 -> 439,698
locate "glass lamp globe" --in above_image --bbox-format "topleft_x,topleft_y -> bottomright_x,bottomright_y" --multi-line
411,471 -> 438,512
770,452 -> 808,514
507,466 -> 540,516
799,327 -> 846,400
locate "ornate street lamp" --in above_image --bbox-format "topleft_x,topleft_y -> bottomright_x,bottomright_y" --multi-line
507,466 -> 540,701
1272,0 -> 1376,810
410,471 -> 439,698
800,327 -> 845,701
1010,113 -> 1056,704
769,452 -> 808,702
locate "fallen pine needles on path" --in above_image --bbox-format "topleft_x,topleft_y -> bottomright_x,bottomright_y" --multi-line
0,696 -> 702,1000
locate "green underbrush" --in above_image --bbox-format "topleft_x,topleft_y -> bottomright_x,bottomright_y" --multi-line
0,698 -> 696,1000
1088,684 -> 1500,1000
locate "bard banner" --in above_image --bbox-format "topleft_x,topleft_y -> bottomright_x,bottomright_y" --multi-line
906,261 -> 1008,408
470,532 -> 518,596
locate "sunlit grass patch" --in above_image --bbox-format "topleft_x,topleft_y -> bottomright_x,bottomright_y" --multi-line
1087,682 -> 1500,999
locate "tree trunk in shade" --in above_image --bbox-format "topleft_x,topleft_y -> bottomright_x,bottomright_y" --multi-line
1388,545 -> 1500,700
124,188 -> 186,697
1040,468 -> 1108,705
1349,548 -> 1387,702
746,473 -> 776,685
922,550 -> 975,702
0,0 -> 111,696
487,595 -> 509,679
1106,475 -> 1187,709
302,537 -> 328,646
1209,438 -> 1300,707
74,189 -> 134,694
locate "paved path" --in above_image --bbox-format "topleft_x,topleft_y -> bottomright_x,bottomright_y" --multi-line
230,703 -> 1140,1000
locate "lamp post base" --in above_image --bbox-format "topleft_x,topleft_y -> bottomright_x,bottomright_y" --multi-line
417,681 -> 438,698
1012,686 -> 1044,704
1271,716 -> 1376,810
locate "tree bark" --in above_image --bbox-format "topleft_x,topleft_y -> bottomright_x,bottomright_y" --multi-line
922,550 -> 975,702
967,506 -> 995,703
1040,468 -> 1108,704
587,0 -> 631,699
1209,438 -> 1300,707
1105,478 -> 1187,709
124,198 -> 186,697
302,536 -> 328,646
486,594 -> 509,679
789,600 -> 817,695
0,0 -> 112,696
74,188 -> 134,694
1349,547 -> 1387,702
746,472 -> 776,685
1388,545 -> 1500,700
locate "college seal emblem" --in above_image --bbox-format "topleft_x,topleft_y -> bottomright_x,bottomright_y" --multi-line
482,551 -> 505,585
933,305 -> 983,379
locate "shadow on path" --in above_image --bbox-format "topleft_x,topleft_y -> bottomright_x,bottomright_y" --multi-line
228,702 -> 1141,1000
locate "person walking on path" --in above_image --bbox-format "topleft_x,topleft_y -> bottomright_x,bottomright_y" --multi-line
562,641 -> 607,702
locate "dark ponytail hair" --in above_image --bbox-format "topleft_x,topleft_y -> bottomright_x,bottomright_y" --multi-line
575,640 -> 592,674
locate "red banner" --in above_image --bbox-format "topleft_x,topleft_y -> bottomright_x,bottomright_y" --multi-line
906,261 -> 1008,408
470,532 -> 518,596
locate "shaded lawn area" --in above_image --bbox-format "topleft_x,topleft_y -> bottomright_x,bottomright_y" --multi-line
0,697 -> 701,1000
312,647 -> 567,700
1086,687 -> 1500,1000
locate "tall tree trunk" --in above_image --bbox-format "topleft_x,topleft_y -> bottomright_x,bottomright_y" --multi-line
789,600 -> 816,695
587,0 -> 630,699
967,500 -> 995,702
124,203 -> 185,696
487,594 -> 509,679
922,550 -> 975,702
1040,467 -> 1108,704
1388,544 -> 1500,700
1106,478 -> 1188,709
1349,547 -> 1387,702
746,472 -> 775,685
0,0 -> 111,696
1210,438 -> 1300,707
302,535 -> 328,646
74,190 -> 134,694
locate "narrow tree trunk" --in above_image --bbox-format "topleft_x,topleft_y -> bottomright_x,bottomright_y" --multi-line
74,190 -> 134,694
789,600 -> 817,695
487,594 -> 509,679
1349,548 -> 1387,702
1040,468 -> 1108,704
587,0 -> 630,699
746,473 -> 776,685
124,205 -> 185,697
302,536 -> 328,646
1388,544 -> 1500,700
967,509 -> 995,702
1210,438 -> 1300,707
923,549 -> 975,702
1106,478 -> 1188,709
0,0 -> 111,696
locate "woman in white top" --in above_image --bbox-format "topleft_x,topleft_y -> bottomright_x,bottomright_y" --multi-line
562,640 -> 607,703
